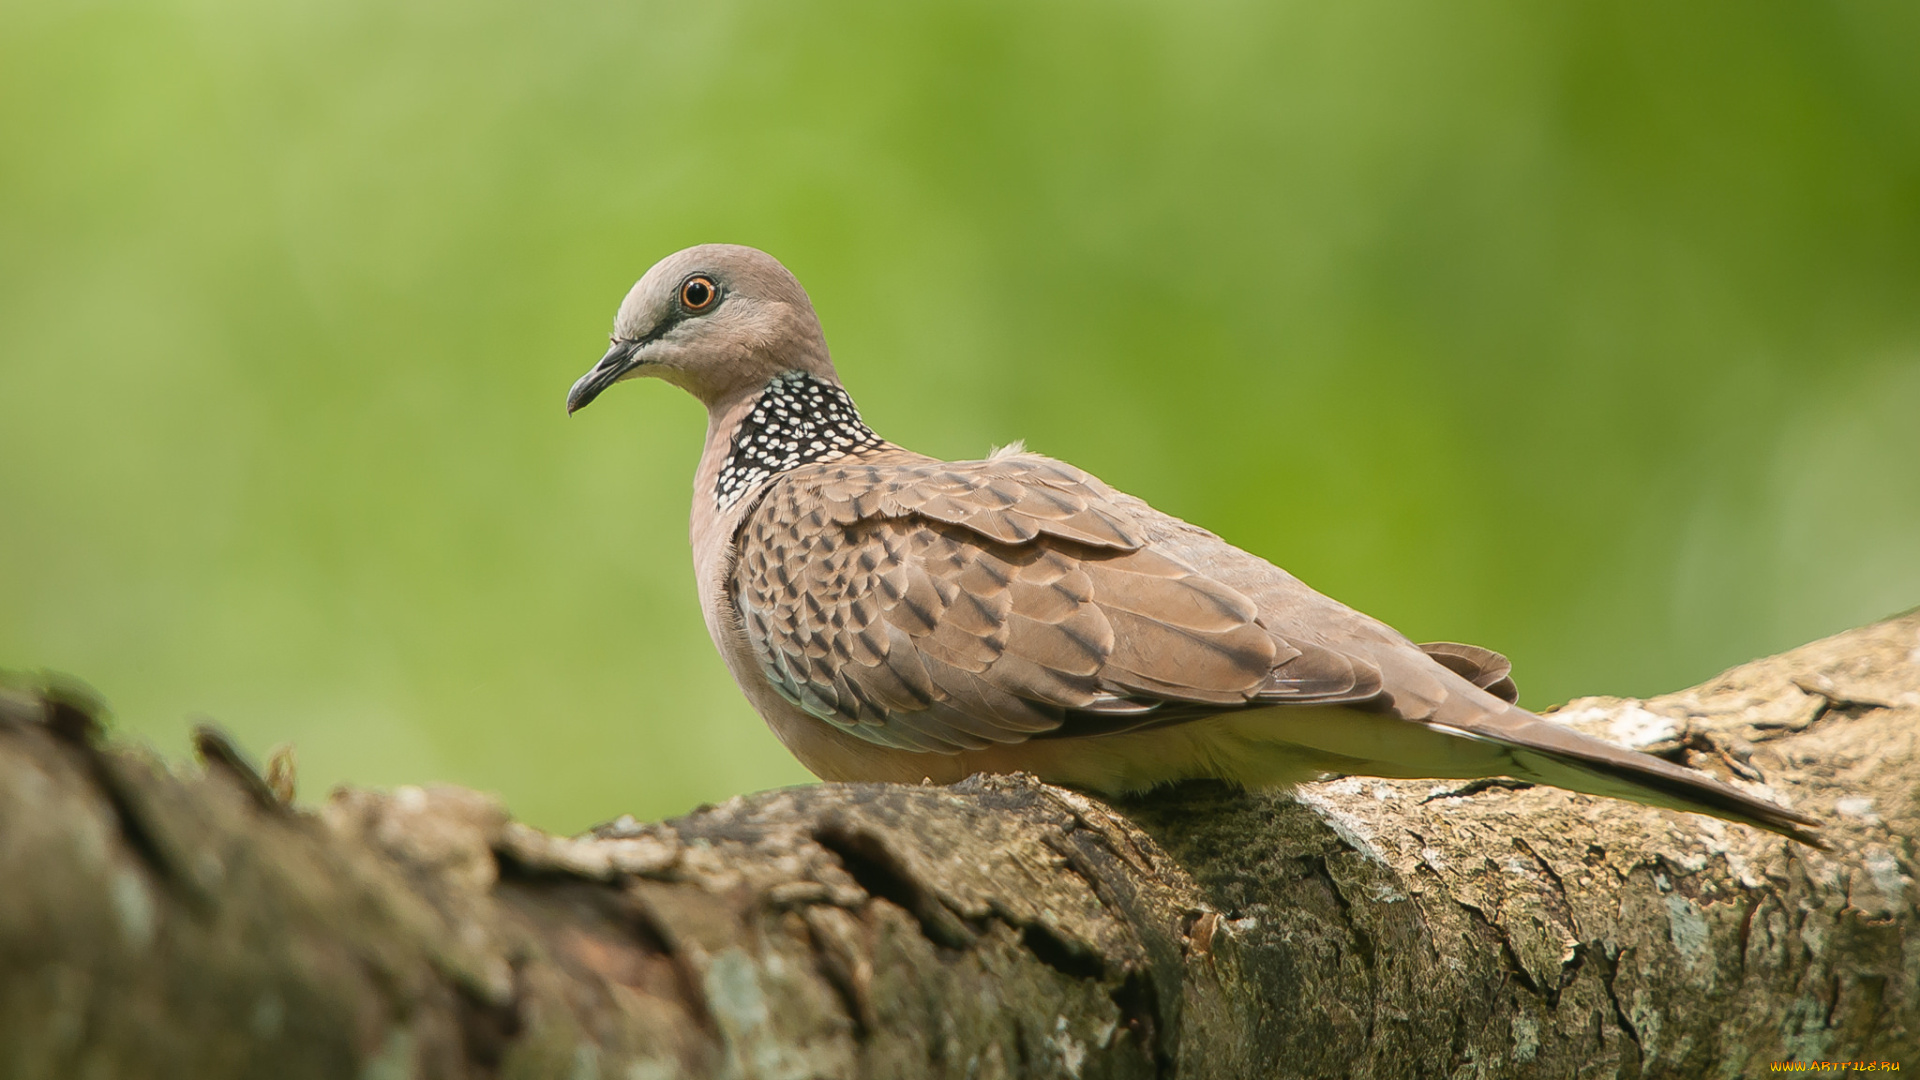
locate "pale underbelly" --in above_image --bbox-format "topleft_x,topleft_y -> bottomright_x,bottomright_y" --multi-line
775,704 -> 1513,796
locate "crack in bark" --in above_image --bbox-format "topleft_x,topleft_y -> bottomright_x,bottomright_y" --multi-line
1596,944 -> 1646,1067
1793,679 -> 1901,718
1111,968 -> 1172,1080
1419,777 -> 1536,803
1738,895 -> 1764,978
811,821 -> 977,949
452,959 -> 522,1077
800,904 -> 876,1039
618,885 -> 720,1039
1311,855 -> 1377,978
1457,898 -> 1546,1002
1509,837 -> 1586,1007
1018,921 -> 1109,980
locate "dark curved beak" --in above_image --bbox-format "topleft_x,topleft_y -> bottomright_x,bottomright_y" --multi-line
566,340 -> 641,414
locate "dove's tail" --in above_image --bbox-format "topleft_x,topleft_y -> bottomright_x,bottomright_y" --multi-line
1206,691 -> 1826,847
1417,700 -> 1827,848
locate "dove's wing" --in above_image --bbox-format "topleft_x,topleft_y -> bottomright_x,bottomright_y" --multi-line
729,448 -> 1822,845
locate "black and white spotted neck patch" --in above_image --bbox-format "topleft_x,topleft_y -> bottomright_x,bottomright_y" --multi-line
715,372 -> 885,510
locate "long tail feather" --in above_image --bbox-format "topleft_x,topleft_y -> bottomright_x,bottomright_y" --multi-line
1428,708 -> 1826,848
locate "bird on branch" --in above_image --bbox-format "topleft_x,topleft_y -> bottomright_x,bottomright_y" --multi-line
566,244 -> 1823,848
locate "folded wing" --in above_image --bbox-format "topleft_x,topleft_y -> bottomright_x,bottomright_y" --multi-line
730,450 -> 1384,752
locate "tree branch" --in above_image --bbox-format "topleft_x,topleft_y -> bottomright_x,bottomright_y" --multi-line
3,614 -> 1916,1078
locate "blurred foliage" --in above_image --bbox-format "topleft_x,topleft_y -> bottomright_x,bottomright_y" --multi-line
2,0 -> 1917,832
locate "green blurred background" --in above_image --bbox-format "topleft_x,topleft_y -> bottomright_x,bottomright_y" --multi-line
3,1 -> 1917,833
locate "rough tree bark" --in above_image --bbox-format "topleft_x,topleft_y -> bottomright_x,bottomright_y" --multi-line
1,615 -> 1915,1079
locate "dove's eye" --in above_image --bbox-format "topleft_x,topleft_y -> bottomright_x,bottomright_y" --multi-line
680,276 -> 718,311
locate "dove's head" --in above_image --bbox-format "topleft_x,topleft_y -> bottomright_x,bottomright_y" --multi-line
567,244 -> 837,414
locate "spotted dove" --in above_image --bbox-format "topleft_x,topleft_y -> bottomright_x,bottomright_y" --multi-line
566,244 -> 1821,846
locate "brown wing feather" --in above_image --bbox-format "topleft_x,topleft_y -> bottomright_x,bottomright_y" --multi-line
732,450 -> 1383,752
812,452 -> 1148,551
1418,641 -> 1519,703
